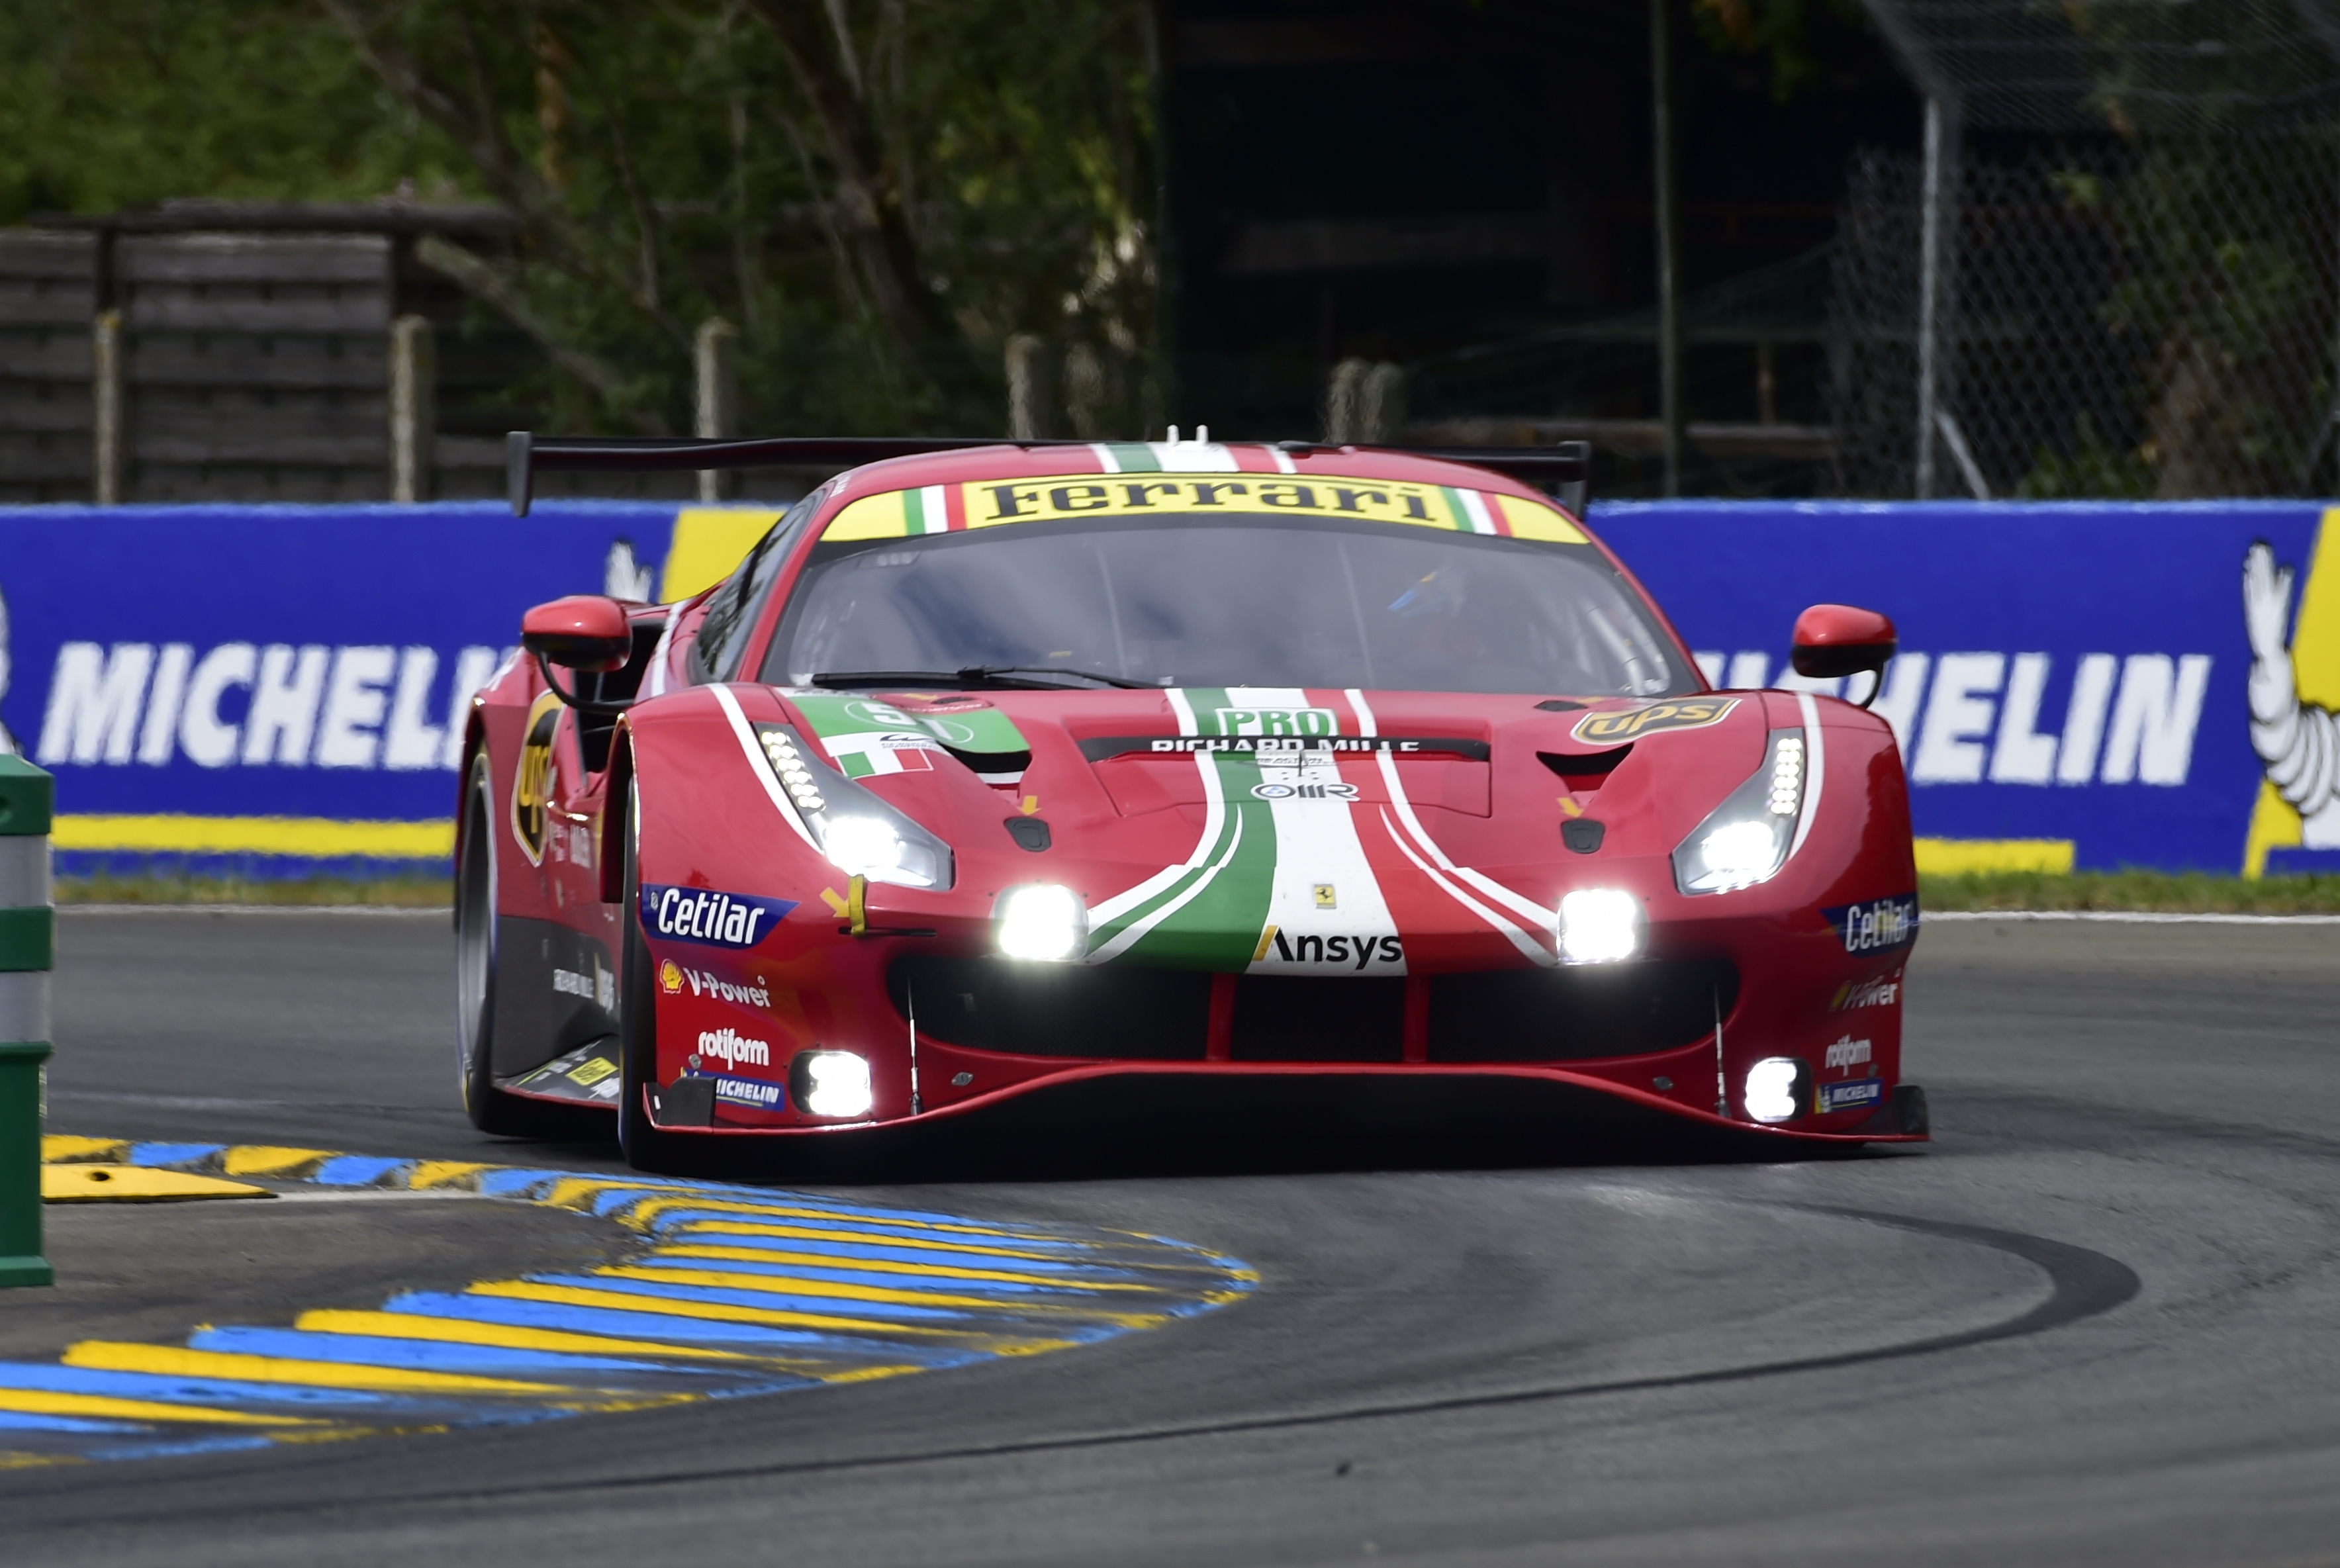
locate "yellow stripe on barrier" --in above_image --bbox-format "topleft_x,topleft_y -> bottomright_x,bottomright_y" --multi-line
661,508 -> 784,603
1913,837 -> 2076,876
52,815 -> 455,860
62,1342 -> 575,1397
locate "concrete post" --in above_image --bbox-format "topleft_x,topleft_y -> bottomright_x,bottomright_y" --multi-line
91,310 -> 123,506
389,315 -> 438,504
0,756 -> 54,1288
694,317 -> 738,502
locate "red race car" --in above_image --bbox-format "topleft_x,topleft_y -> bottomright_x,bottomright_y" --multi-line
457,434 -> 1927,1170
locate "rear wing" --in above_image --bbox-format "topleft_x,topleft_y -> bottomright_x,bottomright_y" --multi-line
506,432 -> 1590,519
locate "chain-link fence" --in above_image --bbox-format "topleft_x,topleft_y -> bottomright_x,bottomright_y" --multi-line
1837,0 -> 2340,499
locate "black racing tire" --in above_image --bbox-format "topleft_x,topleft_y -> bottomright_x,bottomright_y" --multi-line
457,751 -> 583,1138
618,774 -> 691,1172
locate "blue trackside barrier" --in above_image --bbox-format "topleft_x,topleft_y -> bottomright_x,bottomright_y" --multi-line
0,496 -> 2334,879
1595,500 -> 2340,878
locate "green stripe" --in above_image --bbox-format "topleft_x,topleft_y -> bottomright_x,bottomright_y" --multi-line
903,488 -> 929,533
1436,486 -> 1474,531
0,907 -> 52,972
1105,443 -> 1162,473
1119,753 -> 1277,970
0,759 -> 52,837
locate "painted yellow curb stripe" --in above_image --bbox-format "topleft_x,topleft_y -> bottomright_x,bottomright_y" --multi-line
661,1215 -> 1118,1264
63,1342 -> 576,1397
52,814 -> 454,860
0,1389 -> 318,1428
598,1264 -> 1171,1328
221,1146 -> 336,1177
40,1136 -> 126,1162
292,1311 -> 765,1367
604,1191 -> 1064,1243
41,1165 -> 271,1203
473,1279 -> 1073,1349
651,1243 -> 1164,1291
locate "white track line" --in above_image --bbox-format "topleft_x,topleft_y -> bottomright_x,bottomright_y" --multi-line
59,904 -> 446,916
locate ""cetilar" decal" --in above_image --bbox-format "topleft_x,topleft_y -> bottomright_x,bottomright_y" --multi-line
1569,696 -> 1739,745
639,884 -> 797,948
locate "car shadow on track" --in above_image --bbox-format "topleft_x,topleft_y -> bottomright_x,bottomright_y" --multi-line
488,1075 -> 1912,1187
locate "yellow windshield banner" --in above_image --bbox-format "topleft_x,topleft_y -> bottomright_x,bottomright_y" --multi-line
820,475 -> 1585,545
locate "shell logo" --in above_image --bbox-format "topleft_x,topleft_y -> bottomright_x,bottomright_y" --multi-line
659,959 -> 684,994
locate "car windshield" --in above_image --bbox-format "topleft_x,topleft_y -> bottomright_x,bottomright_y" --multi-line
763,513 -> 1688,697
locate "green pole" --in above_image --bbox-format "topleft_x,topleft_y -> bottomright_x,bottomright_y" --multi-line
0,755 -> 53,1287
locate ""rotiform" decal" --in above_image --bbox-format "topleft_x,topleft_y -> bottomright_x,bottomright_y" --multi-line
694,1027 -> 771,1069
1824,895 -> 1920,955
640,884 -> 796,949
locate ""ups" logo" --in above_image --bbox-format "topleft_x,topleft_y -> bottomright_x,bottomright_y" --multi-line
1569,696 -> 1738,745
510,692 -> 562,866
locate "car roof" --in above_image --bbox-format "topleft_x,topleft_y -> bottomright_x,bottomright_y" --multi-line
817,439 -> 1575,514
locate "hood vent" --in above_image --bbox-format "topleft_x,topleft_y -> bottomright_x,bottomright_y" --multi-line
1537,744 -> 1633,794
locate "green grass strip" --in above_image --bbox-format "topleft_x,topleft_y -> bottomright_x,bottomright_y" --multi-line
1921,870 -> 2340,914
57,874 -> 453,909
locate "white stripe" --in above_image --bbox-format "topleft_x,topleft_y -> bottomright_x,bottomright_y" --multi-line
644,603 -> 680,698
1090,443 -> 1123,474
1790,694 -> 1824,860
1147,442 -> 1242,473
1374,751 -> 1555,959
1345,688 -> 1378,737
1251,732 -> 1399,976
1266,445 -> 1298,473
1380,809 -> 1549,966
1165,688 -> 1199,735
1089,742 -> 1228,925
917,484 -> 947,533
1373,748 -> 1555,927
710,684 -> 818,848
1456,489 -> 1499,535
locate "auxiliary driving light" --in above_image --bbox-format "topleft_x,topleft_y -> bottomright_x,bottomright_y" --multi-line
1743,1056 -> 1812,1123
1556,888 -> 1644,964
996,884 -> 1089,962
790,1050 -> 874,1119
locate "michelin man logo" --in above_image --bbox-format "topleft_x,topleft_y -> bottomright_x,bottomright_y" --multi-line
2244,541 -> 2340,844
604,538 -> 655,602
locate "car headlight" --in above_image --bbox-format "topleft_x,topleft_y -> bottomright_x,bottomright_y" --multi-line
755,723 -> 953,890
790,1050 -> 873,1119
1557,888 -> 1643,964
996,884 -> 1089,961
1744,1056 -> 1811,1123
1673,731 -> 1805,894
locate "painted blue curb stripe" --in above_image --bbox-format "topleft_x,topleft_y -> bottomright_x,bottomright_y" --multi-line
310,1155 -> 415,1186
83,1434 -> 283,1462
653,1232 -> 1154,1275
628,1254 -> 1123,1298
377,1292 -> 984,1363
643,1209 -> 1096,1253
123,1142 -> 228,1168
186,1327 -> 723,1380
0,1410 -> 148,1434
0,1363 -> 402,1408
524,1273 -> 1005,1325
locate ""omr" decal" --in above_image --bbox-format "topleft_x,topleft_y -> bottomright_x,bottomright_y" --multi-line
1569,696 -> 1739,745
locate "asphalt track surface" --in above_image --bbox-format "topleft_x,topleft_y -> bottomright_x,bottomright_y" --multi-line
7,909 -> 2340,1565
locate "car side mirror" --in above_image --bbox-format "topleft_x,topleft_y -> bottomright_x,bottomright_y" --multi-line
1791,604 -> 1896,706
522,595 -> 632,672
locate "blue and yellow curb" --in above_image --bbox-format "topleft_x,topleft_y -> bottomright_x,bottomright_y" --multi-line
4,1138 -> 1255,1466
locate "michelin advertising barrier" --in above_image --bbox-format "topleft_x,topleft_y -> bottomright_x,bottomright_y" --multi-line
0,495 -> 2333,880
0,501 -> 781,878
